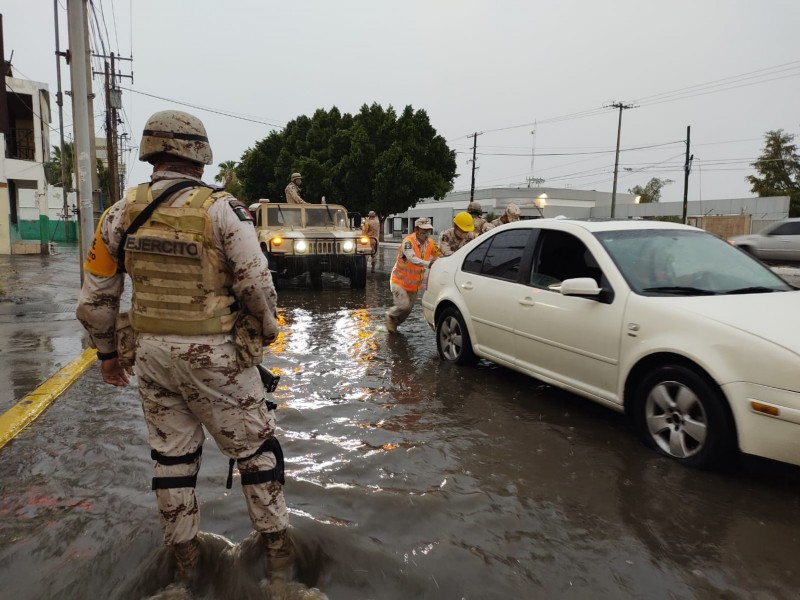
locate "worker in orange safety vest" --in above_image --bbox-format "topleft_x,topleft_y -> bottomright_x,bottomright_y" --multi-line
385,217 -> 438,333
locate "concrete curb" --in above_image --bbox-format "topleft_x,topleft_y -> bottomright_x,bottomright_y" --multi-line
0,348 -> 96,450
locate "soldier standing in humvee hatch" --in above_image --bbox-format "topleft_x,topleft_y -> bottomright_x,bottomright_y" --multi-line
285,172 -> 309,204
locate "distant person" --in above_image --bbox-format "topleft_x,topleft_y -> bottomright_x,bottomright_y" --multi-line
438,211 -> 475,256
467,200 -> 493,235
75,110 -> 322,597
285,172 -> 308,204
490,203 -> 521,227
362,210 -> 381,272
385,217 -> 438,333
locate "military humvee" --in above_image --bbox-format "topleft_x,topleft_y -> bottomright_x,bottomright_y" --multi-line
252,201 -> 376,289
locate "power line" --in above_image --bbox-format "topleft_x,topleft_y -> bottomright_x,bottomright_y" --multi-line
455,140 -> 683,157
119,87 -> 286,128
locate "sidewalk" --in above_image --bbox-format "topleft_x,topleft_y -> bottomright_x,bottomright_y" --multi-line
0,242 -> 88,414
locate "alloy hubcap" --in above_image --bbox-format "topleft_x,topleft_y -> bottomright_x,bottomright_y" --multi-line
645,380 -> 708,459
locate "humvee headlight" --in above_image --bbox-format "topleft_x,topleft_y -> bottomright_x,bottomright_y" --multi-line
295,240 -> 308,253
271,236 -> 283,246
342,240 -> 355,253
359,236 -> 370,245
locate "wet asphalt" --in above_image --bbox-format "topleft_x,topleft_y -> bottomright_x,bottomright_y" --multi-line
0,242 -> 799,600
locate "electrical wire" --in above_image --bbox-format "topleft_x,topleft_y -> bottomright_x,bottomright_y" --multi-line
119,86 -> 286,128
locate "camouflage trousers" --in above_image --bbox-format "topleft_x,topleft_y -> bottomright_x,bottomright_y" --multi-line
136,335 -> 289,546
386,284 -> 418,329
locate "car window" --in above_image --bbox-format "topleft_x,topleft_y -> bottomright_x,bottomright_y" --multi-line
770,222 -> 800,236
479,229 -> 533,281
531,230 -> 602,289
461,230 -> 533,279
462,239 -> 490,274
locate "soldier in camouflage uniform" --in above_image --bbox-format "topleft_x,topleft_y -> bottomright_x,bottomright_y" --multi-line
438,211 -> 475,256
467,200 -> 494,235
76,111 -> 316,595
362,210 -> 381,272
284,172 -> 308,204
490,202 -> 521,227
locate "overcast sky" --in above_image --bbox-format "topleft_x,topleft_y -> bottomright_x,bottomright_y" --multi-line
4,0 -> 800,204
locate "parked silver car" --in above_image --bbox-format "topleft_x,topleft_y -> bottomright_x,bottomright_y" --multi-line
729,218 -> 800,263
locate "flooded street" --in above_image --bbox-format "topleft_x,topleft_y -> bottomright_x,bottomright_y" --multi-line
1,251 -> 799,599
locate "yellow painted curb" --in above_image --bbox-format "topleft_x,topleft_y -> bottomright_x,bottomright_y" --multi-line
0,348 -> 97,450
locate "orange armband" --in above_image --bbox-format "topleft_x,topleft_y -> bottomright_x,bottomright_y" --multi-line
84,208 -> 118,277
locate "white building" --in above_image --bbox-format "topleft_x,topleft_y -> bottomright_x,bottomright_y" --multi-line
0,72 -> 60,254
387,187 -> 789,238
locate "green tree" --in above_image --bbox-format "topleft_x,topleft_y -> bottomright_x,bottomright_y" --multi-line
97,158 -> 112,208
746,129 -> 800,217
237,104 -> 457,225
44,143 -> 75,192
215,160 -> 244,198
628,177 -> 672,203
215,160 -> 239,189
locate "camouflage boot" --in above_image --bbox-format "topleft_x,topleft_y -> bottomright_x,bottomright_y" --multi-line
173,537 -> 200,586
262,529 -> 296,583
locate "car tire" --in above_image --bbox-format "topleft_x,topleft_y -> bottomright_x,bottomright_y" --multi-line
309,263 -> 323,290
634,365 -> 734,469
350,255 -> 367,289
435,307 -> 477,365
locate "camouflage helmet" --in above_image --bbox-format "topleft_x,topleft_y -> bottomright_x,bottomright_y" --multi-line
505,203 -> 521,221
467,201 -> 482,214
139,110 -> 212,165
291,172 -> 302,182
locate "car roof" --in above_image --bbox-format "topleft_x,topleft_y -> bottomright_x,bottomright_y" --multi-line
502,218 -> 702,233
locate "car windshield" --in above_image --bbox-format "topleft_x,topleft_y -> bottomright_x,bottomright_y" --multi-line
595,229 -> 794,296
305,207 -> 348,228
266,206 -> 302,227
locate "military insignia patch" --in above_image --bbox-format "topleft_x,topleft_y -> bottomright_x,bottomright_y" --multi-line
233,206 -> 253,222
403,242 -> 412,250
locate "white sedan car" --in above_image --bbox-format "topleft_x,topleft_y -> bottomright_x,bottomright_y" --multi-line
421,219 -> 800,469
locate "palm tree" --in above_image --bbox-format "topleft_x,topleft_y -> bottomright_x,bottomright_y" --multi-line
215,160 -> 239,190
45,143 -> 75,192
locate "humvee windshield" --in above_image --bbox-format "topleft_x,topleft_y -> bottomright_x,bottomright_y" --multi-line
305,207 -> 348,228
264,205 -> 348,228
266,206 -> 302,227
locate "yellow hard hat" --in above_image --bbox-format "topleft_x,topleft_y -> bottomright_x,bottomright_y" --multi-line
453,211 -> 475,232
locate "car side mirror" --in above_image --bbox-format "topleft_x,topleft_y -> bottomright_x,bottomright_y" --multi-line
559,277 -> 602,297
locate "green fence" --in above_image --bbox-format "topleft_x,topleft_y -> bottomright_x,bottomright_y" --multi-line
14,217 -> 78,243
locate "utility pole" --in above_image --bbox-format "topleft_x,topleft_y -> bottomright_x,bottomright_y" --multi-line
607,101 -> 635,218
682,125 -> 693,224
469,132 -> 479,203
93,51 -> 132,207
54,0 -> 71,241
67,0 -> 94,279
103,61 -> 118,206
79,0 -> 101,222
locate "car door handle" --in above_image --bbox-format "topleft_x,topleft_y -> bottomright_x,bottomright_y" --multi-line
519,297 -> 535,307
460,282 -> 473,290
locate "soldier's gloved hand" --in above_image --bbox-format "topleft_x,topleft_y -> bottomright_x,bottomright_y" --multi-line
101,357 -> 130,387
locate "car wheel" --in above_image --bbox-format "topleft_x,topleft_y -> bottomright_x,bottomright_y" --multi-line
350,255 -> 367,289
635,365 -> 734,469
309,263 -> 323,290
435,307 -> 477,365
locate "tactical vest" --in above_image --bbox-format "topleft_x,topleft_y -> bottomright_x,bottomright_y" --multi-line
390,233 -> 434,292
123,183 -> 239,335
